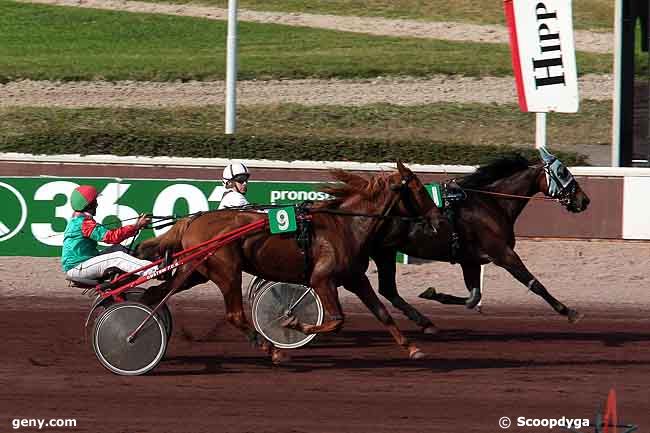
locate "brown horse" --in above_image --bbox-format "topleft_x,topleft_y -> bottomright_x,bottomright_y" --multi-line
137,162 -> 440,363
370,151 -> 591,333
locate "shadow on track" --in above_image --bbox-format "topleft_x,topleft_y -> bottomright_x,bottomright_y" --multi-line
310,328 -> 650,348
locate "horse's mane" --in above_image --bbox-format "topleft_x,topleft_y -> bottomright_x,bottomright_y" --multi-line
316,169 -> 390,208
457,154 -> 532,188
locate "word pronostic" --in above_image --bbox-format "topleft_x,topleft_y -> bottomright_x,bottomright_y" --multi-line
270,190 -> 330,204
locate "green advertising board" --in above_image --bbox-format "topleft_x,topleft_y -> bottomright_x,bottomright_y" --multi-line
0,177 -> 332,257
0,176 -> 411,263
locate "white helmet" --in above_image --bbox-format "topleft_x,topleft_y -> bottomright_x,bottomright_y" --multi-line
222,162 -> 250,186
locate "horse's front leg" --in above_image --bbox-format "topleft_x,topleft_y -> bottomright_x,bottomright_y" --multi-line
344,273 -> 425,360
373,248 -> 438,334
283,273 -> 345,335
492,247 -> 583,323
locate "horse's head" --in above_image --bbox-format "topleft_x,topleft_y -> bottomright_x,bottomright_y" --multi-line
538,147 -> 590,213
387,161 -> 440,235
321,164 -> 440,236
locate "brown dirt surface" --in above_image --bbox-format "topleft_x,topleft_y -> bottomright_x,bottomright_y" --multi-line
1,239 -> 649,432
0,75 -> 614,108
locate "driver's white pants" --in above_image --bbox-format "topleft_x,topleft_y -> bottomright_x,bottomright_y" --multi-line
66,252 -> 156,280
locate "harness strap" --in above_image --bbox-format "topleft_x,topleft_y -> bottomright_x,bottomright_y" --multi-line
462,188 -> 557,201
295,203 -> 313,285
442,184 -> 462,264
309,208 -> 425,221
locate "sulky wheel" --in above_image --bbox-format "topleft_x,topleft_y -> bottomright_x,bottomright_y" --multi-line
246,276 -> 267,303
154,303 -> 173,338
251,281 -> 324,349
92,301 -> 167,376
121,288 -> 173,338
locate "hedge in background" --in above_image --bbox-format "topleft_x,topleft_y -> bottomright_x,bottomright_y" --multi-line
1,131 -> 588,166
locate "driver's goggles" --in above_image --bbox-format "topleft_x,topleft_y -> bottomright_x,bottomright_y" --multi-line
232,174 -> 250,183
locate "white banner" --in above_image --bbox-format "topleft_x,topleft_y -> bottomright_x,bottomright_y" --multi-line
504,0 -> 579,113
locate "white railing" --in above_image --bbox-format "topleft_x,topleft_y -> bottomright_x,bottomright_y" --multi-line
3,152 -> 650,176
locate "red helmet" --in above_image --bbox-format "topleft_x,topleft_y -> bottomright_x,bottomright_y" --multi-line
71,185 -> 98,211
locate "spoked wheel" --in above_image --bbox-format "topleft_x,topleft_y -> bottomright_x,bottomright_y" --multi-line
92,302 -> 167,376
154,303 -> 173,338
122,288 -> 173,338
251,281 -> 324,349
246,276 -> 267,303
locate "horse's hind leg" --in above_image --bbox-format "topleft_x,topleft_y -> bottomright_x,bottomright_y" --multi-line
140,269 -> 208,306
492,247 -> 582,323
374,249 -> 438,334
202,261 -> 287,364
345,274 -> 425,360
418,287 -> 468,305
460,262 -> 482,309
418,262 -> 481,309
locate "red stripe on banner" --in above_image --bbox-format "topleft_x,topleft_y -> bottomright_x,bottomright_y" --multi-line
503,0 -> 528,112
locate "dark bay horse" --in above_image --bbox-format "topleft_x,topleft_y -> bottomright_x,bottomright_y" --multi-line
137,162 -> 440,363
371,149 -> 591,333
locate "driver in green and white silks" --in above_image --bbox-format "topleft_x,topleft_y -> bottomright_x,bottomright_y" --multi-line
62,185 -> 156,281
218,162 -> 251,209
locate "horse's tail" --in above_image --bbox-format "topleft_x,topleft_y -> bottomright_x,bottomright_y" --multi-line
136,217 -> 193,260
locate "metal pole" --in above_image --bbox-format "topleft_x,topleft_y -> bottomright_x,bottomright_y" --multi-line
225,0 -> 238,135
535,112 -> 547,149
611,0 -> 623,166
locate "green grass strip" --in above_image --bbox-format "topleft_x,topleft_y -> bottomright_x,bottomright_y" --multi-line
0,0 -> 612,82
139,0 -> 614,31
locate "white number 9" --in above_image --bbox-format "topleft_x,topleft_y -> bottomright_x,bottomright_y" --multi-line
276,210 -> 289,231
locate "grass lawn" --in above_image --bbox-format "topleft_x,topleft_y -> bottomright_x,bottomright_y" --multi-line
1,101 -> 612,147
0,0 -> 613,82
139,0 -> 614,30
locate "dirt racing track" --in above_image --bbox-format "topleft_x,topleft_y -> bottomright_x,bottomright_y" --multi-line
1,239 -> 649,433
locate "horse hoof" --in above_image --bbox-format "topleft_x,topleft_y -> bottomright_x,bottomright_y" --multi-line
567,309 -> 584,324
409,348 -> 426,360
465,287 -> 482,309
422,325 -> 439,335
259,339 -> 274,355
272,349 -> 290,365
418,287 -> 438,300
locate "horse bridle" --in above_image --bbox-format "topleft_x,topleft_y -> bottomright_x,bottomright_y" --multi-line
387,172 -> 438,232
301,172 -> 436,231
543,161 -> 577,207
